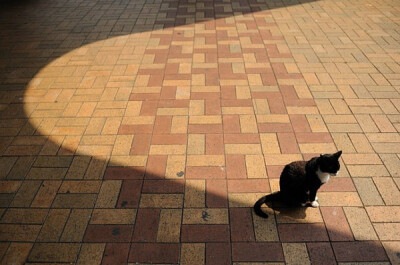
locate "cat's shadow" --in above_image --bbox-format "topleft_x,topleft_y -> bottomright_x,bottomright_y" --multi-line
265,201 -> 308,221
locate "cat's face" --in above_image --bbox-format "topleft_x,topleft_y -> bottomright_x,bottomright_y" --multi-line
319,151 -> 342,176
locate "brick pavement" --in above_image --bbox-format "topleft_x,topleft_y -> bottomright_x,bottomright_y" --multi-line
0,0 -> 399,264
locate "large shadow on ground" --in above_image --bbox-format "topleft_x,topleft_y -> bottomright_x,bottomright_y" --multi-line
0,0 -> 395,264
0,0 -> 317,92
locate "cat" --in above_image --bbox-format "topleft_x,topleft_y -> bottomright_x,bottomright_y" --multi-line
254,150 -> 342,218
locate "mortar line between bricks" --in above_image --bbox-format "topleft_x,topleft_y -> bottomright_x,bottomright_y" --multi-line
177,115 -> 190,264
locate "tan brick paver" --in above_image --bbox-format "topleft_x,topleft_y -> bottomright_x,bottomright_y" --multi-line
1,0 -> 399,263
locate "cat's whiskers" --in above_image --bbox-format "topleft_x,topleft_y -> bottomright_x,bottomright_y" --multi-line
331,170 -> 339,177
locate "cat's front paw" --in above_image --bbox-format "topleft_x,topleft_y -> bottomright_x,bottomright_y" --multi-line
311,201 -> 319,207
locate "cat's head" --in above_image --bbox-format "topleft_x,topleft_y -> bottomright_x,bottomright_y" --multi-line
319,150 -> 342,176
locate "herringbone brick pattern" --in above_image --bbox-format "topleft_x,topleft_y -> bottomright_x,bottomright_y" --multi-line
0,0 -> 399,263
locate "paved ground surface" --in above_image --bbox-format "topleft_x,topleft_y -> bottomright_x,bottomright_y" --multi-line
0,0 -> 399,264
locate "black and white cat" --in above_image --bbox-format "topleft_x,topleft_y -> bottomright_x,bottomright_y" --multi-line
254,151 -> 342,218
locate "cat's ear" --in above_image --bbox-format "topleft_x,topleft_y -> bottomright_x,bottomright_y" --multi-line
334,150 -> 342,158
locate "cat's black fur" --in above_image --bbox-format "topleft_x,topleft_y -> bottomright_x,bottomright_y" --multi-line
254,151 -> 342,218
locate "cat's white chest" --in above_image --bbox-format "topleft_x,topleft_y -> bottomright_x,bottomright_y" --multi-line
317,168 -> 331,183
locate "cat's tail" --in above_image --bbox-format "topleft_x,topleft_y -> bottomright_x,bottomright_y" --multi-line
253,192 -> 281,218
